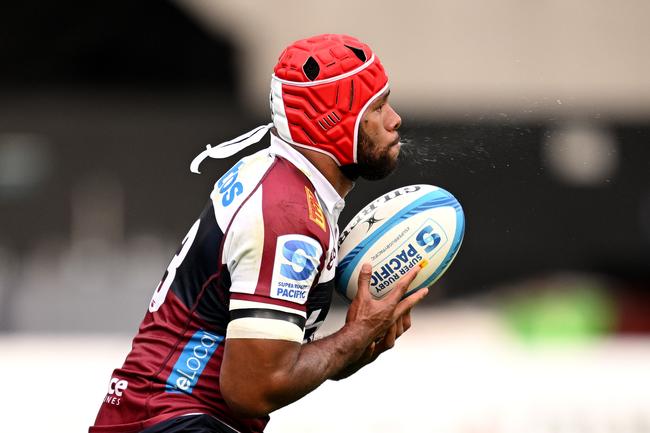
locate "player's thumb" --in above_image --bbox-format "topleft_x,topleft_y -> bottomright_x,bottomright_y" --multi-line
355,263 -> 372,299
390,265 -> 420,301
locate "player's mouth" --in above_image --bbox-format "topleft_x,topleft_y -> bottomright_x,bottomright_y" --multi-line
389,136 -> 401,159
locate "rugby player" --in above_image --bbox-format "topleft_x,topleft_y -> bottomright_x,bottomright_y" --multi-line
90,34 -> 428,433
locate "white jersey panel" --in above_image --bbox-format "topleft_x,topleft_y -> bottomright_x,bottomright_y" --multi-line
222,186 -> 264,295
210,148 -> 273,232
316,224 -> 338,285
315,194 -> 339,285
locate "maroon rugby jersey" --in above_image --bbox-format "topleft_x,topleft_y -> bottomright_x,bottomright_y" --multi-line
91,135 -> 344,433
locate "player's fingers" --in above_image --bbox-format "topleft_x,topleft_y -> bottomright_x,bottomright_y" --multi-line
360,342 -> 376,364
402,309 -> 412,332
355,263 -> 373,300
380,322 -> 397,351
387,265 -> 420,303
395,315 -> 405,338
394,287 -> 428,319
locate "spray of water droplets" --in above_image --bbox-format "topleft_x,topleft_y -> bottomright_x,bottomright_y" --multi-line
397,128 -> 492,178
396,121 -> 535,177
399,135 -> 490,164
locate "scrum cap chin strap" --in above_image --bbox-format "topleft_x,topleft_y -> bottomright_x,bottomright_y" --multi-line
189,123 -> 273,174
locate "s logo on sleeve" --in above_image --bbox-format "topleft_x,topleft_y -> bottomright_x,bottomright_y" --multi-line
271,234 -> 323,304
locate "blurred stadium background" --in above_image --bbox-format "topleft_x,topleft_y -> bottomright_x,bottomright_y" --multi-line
1,1 -> 649,431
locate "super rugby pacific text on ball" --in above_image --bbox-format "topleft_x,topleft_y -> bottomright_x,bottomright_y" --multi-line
335,185 -> 465,301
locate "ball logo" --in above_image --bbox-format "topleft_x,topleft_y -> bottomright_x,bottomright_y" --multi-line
271,235 -> 323,304
416,225 -> 441,252
366,222 -> 447,297
370,243 -> 423,295
363,212 -> 384,233
338,185 -> 421,245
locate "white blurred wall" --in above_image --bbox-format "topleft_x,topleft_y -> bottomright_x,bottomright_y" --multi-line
176,0 -> 650,119
2,307 -> 649,433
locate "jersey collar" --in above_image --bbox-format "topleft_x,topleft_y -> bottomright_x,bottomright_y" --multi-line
269,133 -> 346,218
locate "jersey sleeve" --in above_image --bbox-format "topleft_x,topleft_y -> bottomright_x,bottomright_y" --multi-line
222,174 -> 329,343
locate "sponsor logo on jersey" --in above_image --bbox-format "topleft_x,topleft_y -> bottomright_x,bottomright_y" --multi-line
271,234 -> 322,304
326,247 -> 337,271
304,186 -> 326,232
216,161 -> 244,207
104,377 -> 128,406
166,330 -> 224,394
304,308 -> 324,342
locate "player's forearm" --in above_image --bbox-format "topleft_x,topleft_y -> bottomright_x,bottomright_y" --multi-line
297,325 -> 375,382
265,321 -> 373,407
222,322 -> 373,417
223,266 -> 426,417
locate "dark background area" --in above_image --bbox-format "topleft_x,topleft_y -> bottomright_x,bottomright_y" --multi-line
1,1 -> 648,332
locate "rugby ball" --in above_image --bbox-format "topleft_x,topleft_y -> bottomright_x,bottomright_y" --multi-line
336,184 -> 464,301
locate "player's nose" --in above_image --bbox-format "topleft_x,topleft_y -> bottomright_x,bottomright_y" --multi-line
385,103 -> 401,131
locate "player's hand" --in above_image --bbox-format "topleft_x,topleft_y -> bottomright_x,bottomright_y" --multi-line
345,263 -> 427,354
332,267 -> 425,381
371,307 -> 412,357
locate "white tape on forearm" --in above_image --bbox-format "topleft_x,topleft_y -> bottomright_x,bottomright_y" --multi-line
227,317 -> 304,343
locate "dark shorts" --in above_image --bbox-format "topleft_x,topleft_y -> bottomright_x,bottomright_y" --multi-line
140,414 -> 239,433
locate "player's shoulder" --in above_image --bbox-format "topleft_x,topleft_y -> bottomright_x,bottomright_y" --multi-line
259,156 -> 330,239
211,148 -> 272,208
209,148 -> 275,230
210,150 -> 329,241
263,153 -> 310,185
210,148 -> 310,209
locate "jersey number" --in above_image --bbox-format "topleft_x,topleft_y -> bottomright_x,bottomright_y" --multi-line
149,219 -> 201,313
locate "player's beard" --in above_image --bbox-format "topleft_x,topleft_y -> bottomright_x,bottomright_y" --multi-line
340,128 -> 400,181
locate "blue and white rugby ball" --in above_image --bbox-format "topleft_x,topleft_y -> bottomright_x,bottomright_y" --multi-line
336,184 -> 465,301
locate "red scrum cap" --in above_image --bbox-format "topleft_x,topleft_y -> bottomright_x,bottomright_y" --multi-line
189,34 -> 389,174
270,34 -> 389,166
